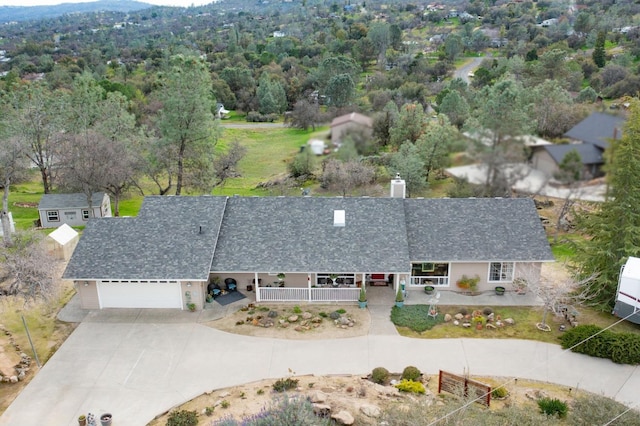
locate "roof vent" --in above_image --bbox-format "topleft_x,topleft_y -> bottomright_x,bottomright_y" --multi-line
334,210 -> 345,227
390,173 -> 406,198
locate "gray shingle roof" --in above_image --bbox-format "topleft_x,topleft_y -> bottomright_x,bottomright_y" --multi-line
564,112 -> 625,149
38,192 -> 106,210
210,197 -> 410,273
64,196 -> 553,281
404,198 -> 553,262
543,143 -> 604,165
63,196 -> 227,280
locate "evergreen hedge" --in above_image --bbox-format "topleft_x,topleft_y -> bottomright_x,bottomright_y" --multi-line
560,325 -> 640,364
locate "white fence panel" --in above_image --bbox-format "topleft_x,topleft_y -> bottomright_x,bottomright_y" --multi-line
259,287 -> 309,302
311,287 -> 360,302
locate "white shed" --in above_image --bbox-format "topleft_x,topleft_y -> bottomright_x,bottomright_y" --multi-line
613,256 -> 640,324
47,223 -> 79,261
308,139 -> 326,155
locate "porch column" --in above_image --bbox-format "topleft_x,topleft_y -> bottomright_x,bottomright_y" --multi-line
255,272 -> 261,302
307,273 -> 312,302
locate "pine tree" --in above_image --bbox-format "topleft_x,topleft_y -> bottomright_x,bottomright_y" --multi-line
592,31 -> 606,68
575,101 -> 640,309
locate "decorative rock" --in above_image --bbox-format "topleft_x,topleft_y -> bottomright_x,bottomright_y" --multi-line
454,313 -> 464,320
220,391 -> 230,398
309,390 -> 328,403
462,322 -> 471,328
329,311 -> 341,320
504,318 -> 515,325
294,325 -> 304,332
17,371 -> 25,381
340,325 -> 347,329
268,310 -> 278,318
279,319 -> 286,325
348,322 -> 354,327
302,312 -> 313,320
487,313 -> 495,322
331,410 -> 355,425
312,403 -> 331,417
311,316 -> 323,323
496,320 -> 504,327
444,313 -> 452,322
485,323 -> 497,329
9,376 -> 18,383
288,315 -> 299,323
280,322 -> 289,328
337,317 -> 350,325
360,404 -> 381,417
453,320 -> 459,326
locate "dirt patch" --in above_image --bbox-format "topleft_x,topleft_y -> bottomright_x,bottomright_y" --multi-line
205,304 -> 370,339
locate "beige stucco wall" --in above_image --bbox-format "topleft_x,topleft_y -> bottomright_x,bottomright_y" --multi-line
181,281 -> 205,311
77,280 -> 100,309
331,122 -> 372,146
531,149 -> 560,177
449,262 -> 544,292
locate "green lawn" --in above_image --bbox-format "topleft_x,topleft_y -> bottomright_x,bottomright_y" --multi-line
395,304 -> 640,344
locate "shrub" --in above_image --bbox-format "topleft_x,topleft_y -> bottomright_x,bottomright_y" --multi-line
491,386 -> 508,399
166,409 -> 198,426
401,366 -> 421,381
560,325 -> 640,364
213,396 -> 327,425
391,305 -> 445,332
292,306 -> 302,314
482,307 -> 493,316
272,377 -> 299,392
371,367 -> 389,384
537,397 -> 568,418
318,312 -> 328,318
245,111 -> 277,122
329,311 -> 341,319
459,308 -> 468,316
336,308 -> 346,314
204,406 -> 214,416
395,379 -> 426,394
221,400 -> 230,409
570,393 -> 640,425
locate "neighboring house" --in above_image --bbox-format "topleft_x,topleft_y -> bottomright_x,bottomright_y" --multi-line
64,179 -> 553,311
38,192 -> 111,228
330,112 -> 373,148
530,112 -> 626,179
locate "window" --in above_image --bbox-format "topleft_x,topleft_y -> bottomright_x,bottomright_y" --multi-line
46,211 -> 59,222
489,262 -> 514,282
82,210 -> 90,220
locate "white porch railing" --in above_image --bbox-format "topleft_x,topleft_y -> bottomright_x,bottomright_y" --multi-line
257,287 -> 360,302
410,276 -> 449,286
311,287 -> 360,302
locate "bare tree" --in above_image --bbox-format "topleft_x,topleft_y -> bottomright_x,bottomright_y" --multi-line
516,264 -> 598,331
0,136 -> 29,245
0,231 -> 59,302
287,99 -> 320,131
320,159 -> 375,196
213,140 -> 247,187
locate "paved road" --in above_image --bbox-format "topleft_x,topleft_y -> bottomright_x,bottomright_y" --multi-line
1,305 -> 639,425
453,56 -> 486,84
219,122 -> 286,129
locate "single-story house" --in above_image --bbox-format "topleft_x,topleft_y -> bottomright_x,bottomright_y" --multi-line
38,192 -> 111,228
46,223 -> 79,261
330,112 -> 373,148
64,180 -> 553,311
530,112 -> 626,179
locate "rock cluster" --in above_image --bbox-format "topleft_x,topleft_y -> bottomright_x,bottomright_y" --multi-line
0,324 -> 32,384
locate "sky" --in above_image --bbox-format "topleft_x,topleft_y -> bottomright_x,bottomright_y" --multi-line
1,0 -> 214,7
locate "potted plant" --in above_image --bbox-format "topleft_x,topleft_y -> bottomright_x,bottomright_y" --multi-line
187,302 -> 196,312
329,273 -> 339,286
424,285 -> 435,295
78,415 -> 87,426
495,286 -> 506,296
358,287 -> 367,309
456,274 -> 480,292
395,286 -> 404,307
277,273 -> 285,287
100,413 -> 112,426
513,277 -> 527,294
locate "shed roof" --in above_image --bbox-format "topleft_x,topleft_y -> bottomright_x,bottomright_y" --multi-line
564,112 -> 625,149
48,223 -> 78,245
38,192 -> 106,210
330,112 -> 373,128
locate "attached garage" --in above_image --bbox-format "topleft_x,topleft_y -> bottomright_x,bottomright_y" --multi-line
97,281 -> 182,309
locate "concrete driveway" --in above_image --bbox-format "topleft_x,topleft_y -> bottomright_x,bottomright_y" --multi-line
2,309 -> 640,425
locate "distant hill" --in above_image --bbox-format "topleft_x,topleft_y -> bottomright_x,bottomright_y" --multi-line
0,0 -> 156,23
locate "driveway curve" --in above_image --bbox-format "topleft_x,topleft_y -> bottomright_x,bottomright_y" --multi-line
1,314 -> 639,425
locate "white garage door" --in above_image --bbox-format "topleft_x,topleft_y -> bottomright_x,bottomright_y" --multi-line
97,281 -> 182,309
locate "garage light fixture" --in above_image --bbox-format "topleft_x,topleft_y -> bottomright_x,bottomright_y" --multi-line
187,282 -> 192,287
83,281 -> 89,287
